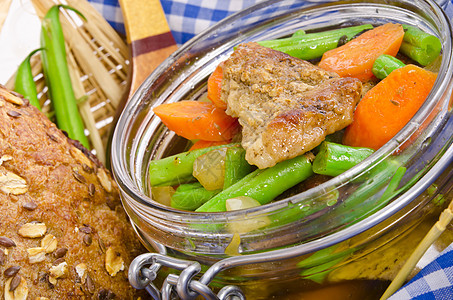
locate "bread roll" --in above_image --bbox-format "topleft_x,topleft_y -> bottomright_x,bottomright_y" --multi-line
0,85 -> 147,299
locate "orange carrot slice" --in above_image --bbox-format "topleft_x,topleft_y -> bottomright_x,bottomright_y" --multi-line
153,100 -> 239,142
343,64 -> 437,150
189,140 -> 230,151
207,63 -> 227,110
319,23 -> 405,81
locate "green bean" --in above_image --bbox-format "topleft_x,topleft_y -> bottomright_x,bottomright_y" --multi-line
312,141 -> 375,177
298,245 -> 356,283
223,147 -> 253,189
14,48 -> 44,110
267,157 -> 402,228
149,143 -> 240,186
400,24 -> 442,66
196,154 -> 313,213
40,5 -> 89,148
371,54 -> 406,80
257,24 -> 373,60
295,167 -> 407,283
291,29 -> 306,37
171,182 -> 220,211
333,158 -> 404,225
378,166 -> 407,203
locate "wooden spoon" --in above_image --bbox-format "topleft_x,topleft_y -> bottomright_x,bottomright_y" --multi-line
119,0 -> 178,99
4,0 -> 177,163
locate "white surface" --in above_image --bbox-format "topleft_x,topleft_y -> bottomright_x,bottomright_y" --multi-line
0,0 -> 41,84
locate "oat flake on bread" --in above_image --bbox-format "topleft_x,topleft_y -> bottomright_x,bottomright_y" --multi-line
0,85 -> 148,299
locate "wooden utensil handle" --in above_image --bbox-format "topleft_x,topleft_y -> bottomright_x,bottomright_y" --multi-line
119,0 -> 178,97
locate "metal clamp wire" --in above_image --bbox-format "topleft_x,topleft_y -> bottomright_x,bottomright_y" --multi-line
145,282 -> 162,300
130,253 -> 246,299
176,262 -> 202,299
129,253 -> 159,289
166,271 -> 217,300
188,280 -> 219,300
162,275 -> 176,300
218,286 -> 246,300
166,273 -> 243,300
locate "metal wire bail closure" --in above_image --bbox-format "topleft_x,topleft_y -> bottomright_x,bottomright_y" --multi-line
128,253 -> 246,300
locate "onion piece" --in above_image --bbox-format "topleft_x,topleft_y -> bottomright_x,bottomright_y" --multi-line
151,186 -> 175,206
226,196 -> 271,233
193,147 -> 227,190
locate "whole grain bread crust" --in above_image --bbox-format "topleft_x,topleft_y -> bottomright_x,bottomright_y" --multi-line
0,85 -> 147,299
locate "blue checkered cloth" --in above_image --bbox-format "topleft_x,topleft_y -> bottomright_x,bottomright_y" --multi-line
388,244 -> 453,300
90,0 -> 453,46
87,0 -> 263,45
87,0 -> 453,299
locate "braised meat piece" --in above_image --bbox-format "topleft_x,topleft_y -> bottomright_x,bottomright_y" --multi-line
222,42 -> 362,169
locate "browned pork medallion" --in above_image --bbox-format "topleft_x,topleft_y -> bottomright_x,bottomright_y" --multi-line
0,85 -> 147,299
222,42 -> 362,169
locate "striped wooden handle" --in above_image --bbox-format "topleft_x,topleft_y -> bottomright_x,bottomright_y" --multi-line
119,0 -> 178,98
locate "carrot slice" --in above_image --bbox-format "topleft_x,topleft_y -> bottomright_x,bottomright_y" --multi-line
319,23 -> 404,81
189,140 -> 229,151
153,101 -> 239,142
343,64 -> 437,150
207,62 -> 227,110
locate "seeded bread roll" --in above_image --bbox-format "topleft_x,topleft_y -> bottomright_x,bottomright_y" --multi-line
0,85 -> 147,299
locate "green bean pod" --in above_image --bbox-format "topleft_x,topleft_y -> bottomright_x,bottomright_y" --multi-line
148,143 -> 240,186
291,29 -> 306,37
312,141 -> 375,177
372,54 -> 406,80
14,48 -> 44,110
40,5 -> 90,147
196,153 -> 314,212
400,24 -> 442,66
171,182 -> 220,211
258,24 -> 373,60
298,245 -> 356,283
223,146 -> 253,189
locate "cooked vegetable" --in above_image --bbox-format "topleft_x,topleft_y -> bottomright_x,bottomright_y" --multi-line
312,141 -> 375,177
207,63 -> 226,109
265,156 -> 403,230
379,166 -> 407,203
343,64 -> 437,150
171,182 -> 220,210
297,165 -> 406,284
291,29 -> 306,37
153,101 -> 239,142
298,245 -> 356,283
318,23 -> 405,81
335,159 -> 405,225
193,145 -> 252,191
258,24 -> 373,60
151,186 -> 175,206
189,140 -> 229,151
400,24 -> 442,66
226,196 -> 271,233
14,48 -> 43,110
148,143 -> 240,186
196,153 -> 313,212
224,146 -> 253,189
193,147 -> 228,190
40,5 -> 90,147
371,54 -> 406,79
149,22 -> 440,219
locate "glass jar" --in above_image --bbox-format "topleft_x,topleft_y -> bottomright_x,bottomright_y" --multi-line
111,0 -> 453,299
